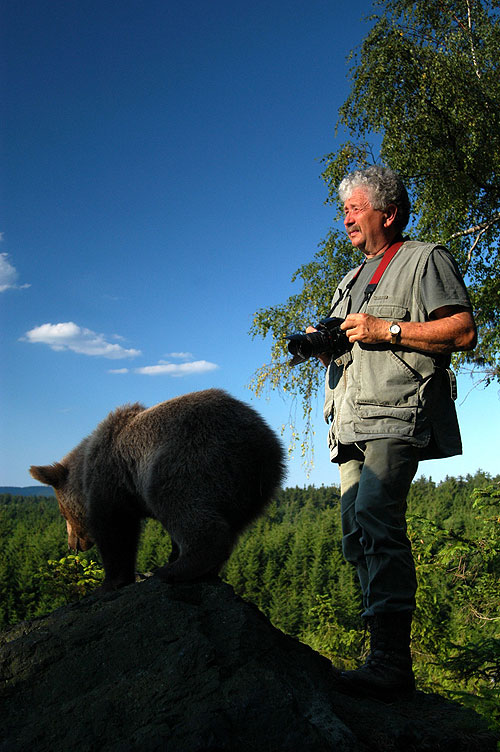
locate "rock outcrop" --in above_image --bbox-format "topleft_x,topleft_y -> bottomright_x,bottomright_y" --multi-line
0,577 -> 496,751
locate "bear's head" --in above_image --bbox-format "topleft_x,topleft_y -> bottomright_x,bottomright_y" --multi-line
29,463 -> 95,552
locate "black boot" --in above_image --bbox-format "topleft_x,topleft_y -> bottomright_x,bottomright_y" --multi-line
337,612 -> 415,702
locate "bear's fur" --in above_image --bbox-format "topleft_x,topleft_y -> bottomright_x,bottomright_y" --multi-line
30,389 -> 286,591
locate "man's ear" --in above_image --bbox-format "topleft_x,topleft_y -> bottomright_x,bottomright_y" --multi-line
383,203 -> 398,228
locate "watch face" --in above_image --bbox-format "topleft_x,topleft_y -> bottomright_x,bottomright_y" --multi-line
390,324 -> 400,334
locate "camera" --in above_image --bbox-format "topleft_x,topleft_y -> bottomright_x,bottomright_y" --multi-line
286,316 -> 351,366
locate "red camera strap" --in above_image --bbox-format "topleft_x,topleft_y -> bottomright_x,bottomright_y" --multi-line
369,240 -> 404,284
328,239 -> 405,315
359,239 -> 404,304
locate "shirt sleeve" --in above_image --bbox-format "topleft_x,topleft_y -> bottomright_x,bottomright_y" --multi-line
420,247 -> 472,316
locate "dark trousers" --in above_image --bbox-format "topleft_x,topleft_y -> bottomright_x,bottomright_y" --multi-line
339,438 -> 419,617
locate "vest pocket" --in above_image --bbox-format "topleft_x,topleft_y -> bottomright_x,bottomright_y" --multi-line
355,347 -> 421,408
352,347 -> 421,436
365,302 -> 408,320
354,404 -> 417,436
353,347 -> 434,443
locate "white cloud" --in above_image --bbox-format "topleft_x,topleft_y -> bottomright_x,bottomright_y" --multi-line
0,252 -> 30,292
134,360 -> 219,377
108,368 -> 130,374
22,322 -> 141,359
166,352 -> 194,360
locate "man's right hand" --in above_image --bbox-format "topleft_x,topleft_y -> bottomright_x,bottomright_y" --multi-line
305,326 -> 331,367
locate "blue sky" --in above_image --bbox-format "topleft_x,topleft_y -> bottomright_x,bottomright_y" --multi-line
1,0 -> 498,490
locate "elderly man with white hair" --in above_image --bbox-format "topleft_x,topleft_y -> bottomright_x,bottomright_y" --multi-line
310,165 -> 476,701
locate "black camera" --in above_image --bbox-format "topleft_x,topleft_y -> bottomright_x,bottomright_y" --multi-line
286,316 -> 351,366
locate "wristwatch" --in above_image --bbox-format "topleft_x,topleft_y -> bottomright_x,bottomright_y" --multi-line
389,321 -> 402,345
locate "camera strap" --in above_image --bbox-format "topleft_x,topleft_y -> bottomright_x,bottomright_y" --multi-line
361,239 -> 404,305
327,239 -> 405,316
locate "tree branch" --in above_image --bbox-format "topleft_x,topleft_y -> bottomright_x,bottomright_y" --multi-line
448,212 -> 500,240
448,212 -> 500,269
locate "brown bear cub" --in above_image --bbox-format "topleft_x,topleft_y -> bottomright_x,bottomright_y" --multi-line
30,389 -> 286,591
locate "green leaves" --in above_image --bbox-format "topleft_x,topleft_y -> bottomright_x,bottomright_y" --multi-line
39,555 -> 104,603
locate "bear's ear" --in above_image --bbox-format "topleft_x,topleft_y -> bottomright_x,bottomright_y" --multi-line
29,463 -> 68,489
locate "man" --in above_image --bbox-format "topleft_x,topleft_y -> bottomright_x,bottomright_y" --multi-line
312,166 -> 476,701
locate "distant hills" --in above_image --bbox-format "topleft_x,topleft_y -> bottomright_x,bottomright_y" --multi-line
0,486 -> 55,497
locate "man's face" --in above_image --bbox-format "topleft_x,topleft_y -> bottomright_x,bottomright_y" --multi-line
343,186 -> 390,256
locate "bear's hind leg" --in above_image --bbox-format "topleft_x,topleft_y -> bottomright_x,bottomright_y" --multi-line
155,516 -> 233,584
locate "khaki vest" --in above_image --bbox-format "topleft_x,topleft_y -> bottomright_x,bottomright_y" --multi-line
324,241 -> 462,461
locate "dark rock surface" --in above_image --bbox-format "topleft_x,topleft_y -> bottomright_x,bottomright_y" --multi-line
0,577 -> 496,751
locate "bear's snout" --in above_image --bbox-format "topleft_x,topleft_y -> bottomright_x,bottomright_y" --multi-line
66,519 -> 94,552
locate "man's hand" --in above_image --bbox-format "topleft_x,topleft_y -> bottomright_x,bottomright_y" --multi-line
341,313 -> 388,344
305,326 -> 331,367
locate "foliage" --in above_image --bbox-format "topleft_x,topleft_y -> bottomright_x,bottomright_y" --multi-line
222,484 -> 364,656
0,494 -> 75,626
250,0 -> 500,457
135,519 -> 172,572
303,593 -> 365,669
408,481 -> 500,729
38,555 -> 104,608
